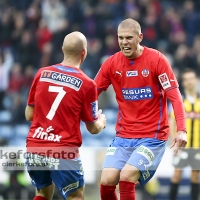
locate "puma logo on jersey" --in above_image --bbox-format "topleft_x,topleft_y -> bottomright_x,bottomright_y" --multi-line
32,126 -> 62,142
116,71 -> 122,76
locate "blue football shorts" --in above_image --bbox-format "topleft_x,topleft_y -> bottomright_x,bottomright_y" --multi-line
26,153 -> 84,200
102,137 -> 167,186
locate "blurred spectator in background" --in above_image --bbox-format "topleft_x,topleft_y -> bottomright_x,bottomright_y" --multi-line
193,35 -> 200,75
169,68 -> 200,200
0,7 -> 13,47
182,0 -> 200,46
15,30 -> 37,71
173,44 -> 198,76
10,94 -> 26,125
11,12 -> 26,56
8,63 -> 23,94
104,35 -> 119,56
0,49 -> 13,110
39,42 -> 53,68
21,65 -> 35,95
36,19 -> 52,52
82,38 -> 102,78
26,0 -> 41,30
41,0 -> 67,33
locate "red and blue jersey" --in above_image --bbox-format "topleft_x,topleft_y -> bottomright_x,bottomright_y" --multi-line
95,46 -> 178,140
27,64 -> 98,148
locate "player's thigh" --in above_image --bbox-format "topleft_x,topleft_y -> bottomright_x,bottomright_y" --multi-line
126,138 -> 167,186
51,158 -> 84,199
101,138 -> 131,185
67,186 -> 84,200
100,168 -> 120,185
26,153 -> 54,199
27,169 -> 54,199
102,137 -> 131,171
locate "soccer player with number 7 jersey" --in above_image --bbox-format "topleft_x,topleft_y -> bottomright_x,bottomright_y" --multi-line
25,32 -> 106,200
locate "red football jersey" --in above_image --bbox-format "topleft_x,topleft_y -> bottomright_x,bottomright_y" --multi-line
26,64 -> 98,148
95,46 -> 178,140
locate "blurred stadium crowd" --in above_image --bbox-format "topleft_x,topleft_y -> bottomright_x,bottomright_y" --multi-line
0,0 -> 200,199
0,0 -> 200,123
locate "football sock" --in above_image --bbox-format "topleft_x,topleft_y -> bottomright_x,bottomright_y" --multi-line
119,180 -> 136,200
33,196 -> 48,200
191,183 -> 199,200
100,184 -> 118,200
169,182 -> 179,200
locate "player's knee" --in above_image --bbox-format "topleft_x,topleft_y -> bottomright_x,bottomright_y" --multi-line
100,175 -> 118,185
120,168 -> 140,182
100,169 -> 119,185
120,171 -> 135,182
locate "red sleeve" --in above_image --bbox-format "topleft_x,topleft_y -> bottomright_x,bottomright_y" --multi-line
81,83 -> 98,123
166,88 -> 186,132
27,69 -> 42,106
94,57 -> 111,95
156,53 -> 179,92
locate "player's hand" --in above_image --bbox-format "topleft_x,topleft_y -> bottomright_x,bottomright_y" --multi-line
98,109 -> 106,129
170,131 -> 187,155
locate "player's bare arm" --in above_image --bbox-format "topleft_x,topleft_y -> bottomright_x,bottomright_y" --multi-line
85,109 -> 106,134
25,105 -> 34,121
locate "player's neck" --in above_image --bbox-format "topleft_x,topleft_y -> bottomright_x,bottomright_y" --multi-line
130,45 -> 144,60
61,59 -> 80,69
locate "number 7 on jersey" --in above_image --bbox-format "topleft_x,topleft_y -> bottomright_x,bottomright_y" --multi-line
46,86 -> 66,120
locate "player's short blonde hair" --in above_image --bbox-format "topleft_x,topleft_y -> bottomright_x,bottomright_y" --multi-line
118,18 -> 141,35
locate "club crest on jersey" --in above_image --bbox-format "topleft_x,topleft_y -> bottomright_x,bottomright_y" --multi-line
126,70 -> 138,77
141,69 -> 149,77
122,87 -> 153,101
40,70 -> 83,91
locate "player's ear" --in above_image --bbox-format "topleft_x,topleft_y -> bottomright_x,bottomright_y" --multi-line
62,46 -> 64,53
139,33 -> 143,43
83,48 -> 87,59
81,48 -> 87,63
